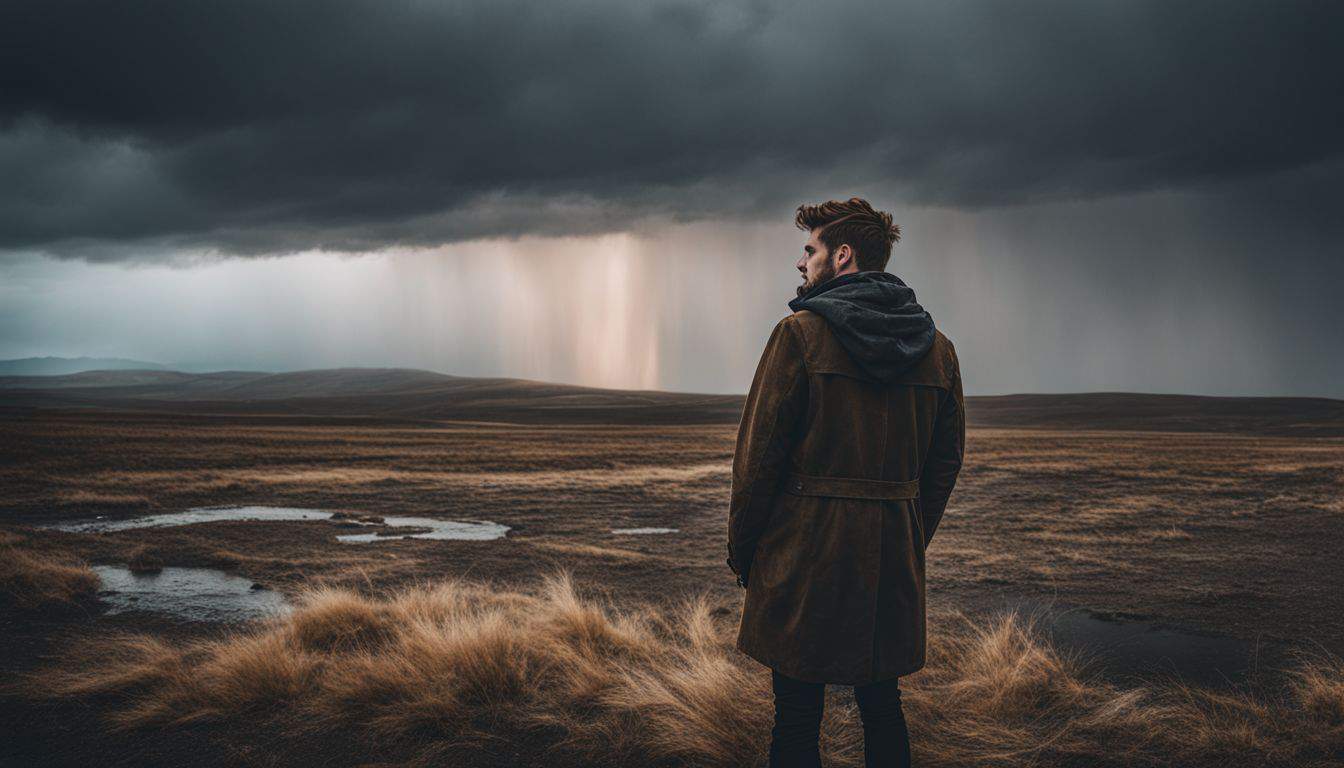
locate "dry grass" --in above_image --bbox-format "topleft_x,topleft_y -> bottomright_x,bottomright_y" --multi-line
30,571 -> 1344,767
36,569 -> 770,767
0,533 -> 100,609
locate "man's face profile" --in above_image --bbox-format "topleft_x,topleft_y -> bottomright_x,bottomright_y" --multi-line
795,229 -> 838,298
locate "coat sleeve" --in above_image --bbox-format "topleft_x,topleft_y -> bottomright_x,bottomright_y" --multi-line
917,361 -> 965,548
726,317 -> 809,586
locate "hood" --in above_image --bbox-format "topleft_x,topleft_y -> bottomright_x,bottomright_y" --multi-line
787,271 -> 936,382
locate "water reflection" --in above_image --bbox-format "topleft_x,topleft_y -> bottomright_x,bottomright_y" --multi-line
93,565 -> 288,622
50,506 -> 510,543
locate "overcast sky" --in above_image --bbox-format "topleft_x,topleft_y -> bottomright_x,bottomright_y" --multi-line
2,0 -> 1341,395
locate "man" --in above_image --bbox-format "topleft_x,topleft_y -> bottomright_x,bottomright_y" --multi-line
725,197 -> 965,767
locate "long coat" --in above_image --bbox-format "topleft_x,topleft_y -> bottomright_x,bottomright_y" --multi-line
726,309 -> 965,685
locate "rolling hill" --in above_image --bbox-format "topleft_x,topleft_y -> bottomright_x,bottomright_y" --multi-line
0,356 -> 168,376
1,368 -> 1341,435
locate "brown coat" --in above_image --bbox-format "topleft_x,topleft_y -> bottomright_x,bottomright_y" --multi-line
726,309 -> 965,685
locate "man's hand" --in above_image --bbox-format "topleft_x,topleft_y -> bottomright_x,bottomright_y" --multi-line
726,542 -> 749,588
731,560 -> 748,588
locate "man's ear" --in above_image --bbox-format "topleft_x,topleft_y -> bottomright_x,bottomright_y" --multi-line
834,244 -> 853,270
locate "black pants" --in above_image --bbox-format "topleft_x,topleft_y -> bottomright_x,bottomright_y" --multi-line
768,668 -> 911,768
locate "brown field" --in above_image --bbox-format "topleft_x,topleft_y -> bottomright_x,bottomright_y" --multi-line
2,385 -> 1343,767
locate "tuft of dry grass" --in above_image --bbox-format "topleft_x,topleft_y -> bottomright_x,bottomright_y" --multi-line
0,533 -> 101,610
27,570 -> 1344,766
126,545 -> 164,574
52,489 -> 157,514
526,539 -> 654,561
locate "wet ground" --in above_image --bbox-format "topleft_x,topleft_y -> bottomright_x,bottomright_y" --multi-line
36,504 -> 1262,689
1049,607 -> 1252,687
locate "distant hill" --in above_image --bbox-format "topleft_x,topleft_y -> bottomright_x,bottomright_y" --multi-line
1,368 -> 1340,434
0,367 -> 745,425
965,392 -> 1344,438
0,356 -> 168,376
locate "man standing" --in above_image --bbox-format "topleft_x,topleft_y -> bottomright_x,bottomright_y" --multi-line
726,197 -> 965,767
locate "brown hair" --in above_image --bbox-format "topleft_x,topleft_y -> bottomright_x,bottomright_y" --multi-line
794,197 -> 901,271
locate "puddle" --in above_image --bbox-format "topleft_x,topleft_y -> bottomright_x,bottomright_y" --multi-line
52,506 -> 332,532
49,505 -> 509,543
611,527 -> 679,534
335,516 -> 509,543
1050,609 -> 1251,685
1034,604 -> 1252,686
93,565 -> 289,623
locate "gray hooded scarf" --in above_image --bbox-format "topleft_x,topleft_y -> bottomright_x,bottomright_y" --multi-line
787,270 -> 936,382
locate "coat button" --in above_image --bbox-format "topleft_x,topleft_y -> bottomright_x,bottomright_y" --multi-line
793,480 -> 804,491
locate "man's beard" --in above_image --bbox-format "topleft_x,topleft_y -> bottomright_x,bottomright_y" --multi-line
796,261 -> 837,298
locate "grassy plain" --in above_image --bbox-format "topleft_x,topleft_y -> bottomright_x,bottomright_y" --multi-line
2,393 -> 1343,766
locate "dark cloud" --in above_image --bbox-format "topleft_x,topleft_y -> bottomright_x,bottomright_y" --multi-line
2,0 -> 1342,258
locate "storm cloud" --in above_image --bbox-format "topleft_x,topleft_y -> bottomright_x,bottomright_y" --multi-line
4,0 -> 1341,259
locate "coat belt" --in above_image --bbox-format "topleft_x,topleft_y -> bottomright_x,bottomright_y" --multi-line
782,472 -> 920,500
